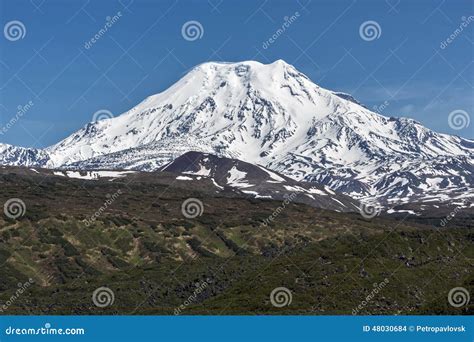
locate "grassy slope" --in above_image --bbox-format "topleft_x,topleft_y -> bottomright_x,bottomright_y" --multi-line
0,168 -> 472,315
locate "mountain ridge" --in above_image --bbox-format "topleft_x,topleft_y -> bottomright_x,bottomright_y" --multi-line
0,59 -> 472,207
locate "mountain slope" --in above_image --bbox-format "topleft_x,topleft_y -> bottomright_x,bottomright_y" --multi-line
0,60 -> 472,206
0,143 -> 50,167
1,164 -> 471,315
160,151 -> 359,212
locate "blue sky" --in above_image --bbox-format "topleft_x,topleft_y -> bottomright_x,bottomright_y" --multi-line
0,0 -> 472,148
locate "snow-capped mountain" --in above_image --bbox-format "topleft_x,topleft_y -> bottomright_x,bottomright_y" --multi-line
1,60 -> 472,207
0,143 -> 50,167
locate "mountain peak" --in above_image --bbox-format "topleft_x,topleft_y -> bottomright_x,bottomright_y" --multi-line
1,60 -> 472,209
193,59 -> 293,69
189,59 -> 297,79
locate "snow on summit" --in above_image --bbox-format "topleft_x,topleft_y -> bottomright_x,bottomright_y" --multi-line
0,60 -> 472,206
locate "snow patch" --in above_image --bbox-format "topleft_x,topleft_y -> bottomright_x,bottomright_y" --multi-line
176,175 -> 193,180
53,170 -> 134,180
226,167 -> 253,188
